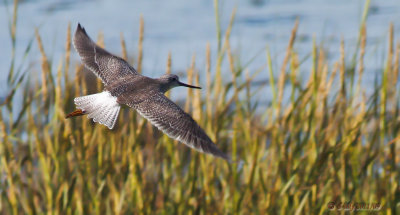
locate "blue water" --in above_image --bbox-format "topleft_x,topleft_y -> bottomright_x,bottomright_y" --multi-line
0,0 -> 399,100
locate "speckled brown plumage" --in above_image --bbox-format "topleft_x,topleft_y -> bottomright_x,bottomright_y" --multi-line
70,23 -> 230,161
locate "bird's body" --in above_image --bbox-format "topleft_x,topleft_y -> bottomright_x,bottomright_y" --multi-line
68,24 -> 229,161
108,75 -> 170,104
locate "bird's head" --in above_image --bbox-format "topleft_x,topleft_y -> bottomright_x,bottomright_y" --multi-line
159,74 -> 201,92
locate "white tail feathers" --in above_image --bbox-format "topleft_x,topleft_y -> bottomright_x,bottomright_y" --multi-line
74,91 -> 120,129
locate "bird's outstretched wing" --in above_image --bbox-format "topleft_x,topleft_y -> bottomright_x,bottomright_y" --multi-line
128,93 -> 230,161
73,23 -> 139,85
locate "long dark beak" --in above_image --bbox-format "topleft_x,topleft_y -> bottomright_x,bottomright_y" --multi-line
178,81 -> 201,89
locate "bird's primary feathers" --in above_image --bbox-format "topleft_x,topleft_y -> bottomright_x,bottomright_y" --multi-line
69,23 -> 230,161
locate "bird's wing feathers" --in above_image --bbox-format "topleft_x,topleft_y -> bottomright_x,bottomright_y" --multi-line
130,93 -> 229,160
73,24 -> 139,85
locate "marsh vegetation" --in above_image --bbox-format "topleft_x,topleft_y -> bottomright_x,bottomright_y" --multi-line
1,0 -> 399,214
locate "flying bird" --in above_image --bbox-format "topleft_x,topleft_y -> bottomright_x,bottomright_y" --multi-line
67,24 -> 229,161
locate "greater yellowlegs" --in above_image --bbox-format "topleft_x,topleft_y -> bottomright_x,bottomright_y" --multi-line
67,24 -> 229,161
